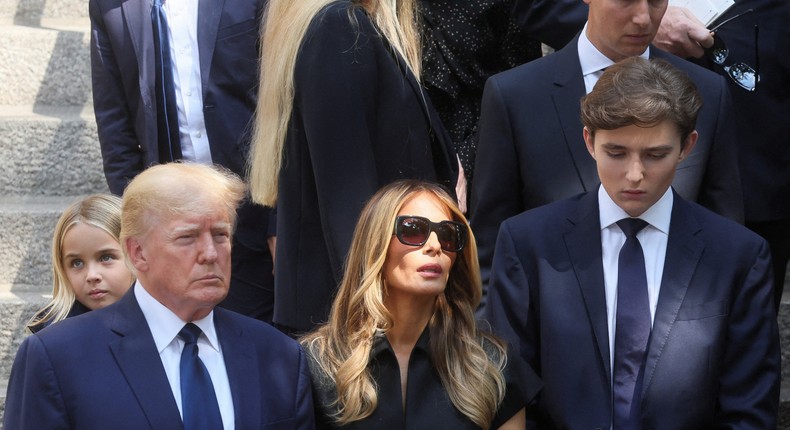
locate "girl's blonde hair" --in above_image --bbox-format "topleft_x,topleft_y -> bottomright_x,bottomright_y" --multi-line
27,194 -> 125,332
248,0 -> 422,206
301,180 -> 508,428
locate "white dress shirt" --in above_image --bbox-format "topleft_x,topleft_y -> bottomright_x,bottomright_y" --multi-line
162,0 -> 212,164
134,282 -> 234,429
578,22 -> 650,94
598,186 -> 672,374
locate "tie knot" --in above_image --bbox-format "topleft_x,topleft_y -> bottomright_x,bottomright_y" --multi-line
617,218 -> 648,238
179,323 -> 202,345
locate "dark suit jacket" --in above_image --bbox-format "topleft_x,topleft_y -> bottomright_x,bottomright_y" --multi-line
484,190 -> 779,429
90,0 -> 264,192
273,2 -> 457,332
690,0 -> 790,222
3,289 -> 315,429
470,36 -> 744,299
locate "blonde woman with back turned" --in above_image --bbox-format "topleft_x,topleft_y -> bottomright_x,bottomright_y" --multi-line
248,0 -> 458,335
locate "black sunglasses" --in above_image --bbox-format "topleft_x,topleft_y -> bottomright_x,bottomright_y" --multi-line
393,215 -> 466,253
705,9 -> 759,91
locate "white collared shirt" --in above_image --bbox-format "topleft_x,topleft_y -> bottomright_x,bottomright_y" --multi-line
578,22 -> 651,94
134,282 -> 234,429
598,186 -> 672,373
161,0 -> 212,164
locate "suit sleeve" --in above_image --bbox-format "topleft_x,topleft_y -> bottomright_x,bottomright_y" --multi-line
483,221 -> 536,375
89,0 -> 145,195
696,79 -> 745,223
717,239 -> 780,428
3,335 -> 70,430
471,77 -> 527,312
294,7 -> 391,277
483,221 -> 544,426
292,347 -> 317,429
510,0 -> 587,50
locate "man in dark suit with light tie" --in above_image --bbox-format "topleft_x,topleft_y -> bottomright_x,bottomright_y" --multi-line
89,0 -> 275,321
471,0 -> 744,305
3,163 -> 315,429
484,57 -> 779,428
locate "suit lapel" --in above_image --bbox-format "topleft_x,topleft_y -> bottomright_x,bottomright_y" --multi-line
641,194 -> 704,396
123,0 -> 156,105
215,310 -> 262,427
565,192 -> 611,378
197,0 -> 224,96
109,290 -> 184,429
551,38 -> 599,193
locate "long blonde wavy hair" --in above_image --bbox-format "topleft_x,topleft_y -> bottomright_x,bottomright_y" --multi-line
27,194 -> 127,332
301,180 -> 508,428
247,0 -> 422,207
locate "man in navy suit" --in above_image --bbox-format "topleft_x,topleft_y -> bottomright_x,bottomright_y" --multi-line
471,0 -> 744,303
484,57 -> 779,428
3,163 -> 315,429
89,0 -> 275,321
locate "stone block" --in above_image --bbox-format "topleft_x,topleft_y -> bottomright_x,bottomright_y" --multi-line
0,24 -> 90,106
0,105 -> 106,196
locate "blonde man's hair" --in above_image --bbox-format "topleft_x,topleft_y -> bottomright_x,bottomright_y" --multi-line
119,163 -> 246,267
248,0 -> 422,206
27,194 -> 126,332
301,180 -> 508,428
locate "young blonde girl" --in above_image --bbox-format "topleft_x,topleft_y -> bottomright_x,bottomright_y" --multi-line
27,194 -> 134,333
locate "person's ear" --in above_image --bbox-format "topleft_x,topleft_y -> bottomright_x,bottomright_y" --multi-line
583,127 -> 596,159
679,130 -> 698,162
126,237 -> 149,273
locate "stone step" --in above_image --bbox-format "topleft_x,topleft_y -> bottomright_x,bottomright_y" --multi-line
0,23 -> 90,106
0,195 -> 94,291
0,105 -> 106,197
0,0 -> 88,26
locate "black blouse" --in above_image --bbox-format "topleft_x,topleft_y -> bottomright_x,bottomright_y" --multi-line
306,328 -> 539,429
420,0 -> 543,184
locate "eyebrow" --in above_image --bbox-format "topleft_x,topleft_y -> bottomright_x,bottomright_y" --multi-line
170,222 -> 232,235
600,143 -> 675,152
62,246 -> 121,258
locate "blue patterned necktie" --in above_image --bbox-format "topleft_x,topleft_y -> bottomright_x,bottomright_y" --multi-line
152,0 -> 182,162
613,218 -> 650,429
179,323 -> 223,430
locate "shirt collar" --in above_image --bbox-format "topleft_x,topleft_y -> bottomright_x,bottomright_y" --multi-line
134,281 -> 220,353
598,185 -> 673,234
371,326 -> 431,359
578,21 -> 650,78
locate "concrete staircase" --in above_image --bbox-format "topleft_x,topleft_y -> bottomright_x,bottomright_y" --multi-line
0,0 -> 106,421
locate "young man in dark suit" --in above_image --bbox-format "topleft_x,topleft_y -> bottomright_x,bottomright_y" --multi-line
3,163 -> 315,429
471,0 -> 744,308
484,57 -> 779,428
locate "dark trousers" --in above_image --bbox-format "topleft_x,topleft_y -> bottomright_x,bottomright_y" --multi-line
219,199 -> 274,323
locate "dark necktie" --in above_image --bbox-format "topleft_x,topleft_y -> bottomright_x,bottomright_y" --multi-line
152,0 -> 182,162
613,218 -> 650,429
179,323 -> 223,430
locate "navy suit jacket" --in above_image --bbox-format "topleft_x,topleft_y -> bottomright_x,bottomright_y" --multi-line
90,0 -> 265,192
3,289 -> 316,429
471,36 -> 744,299
484,190 -> 779,429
